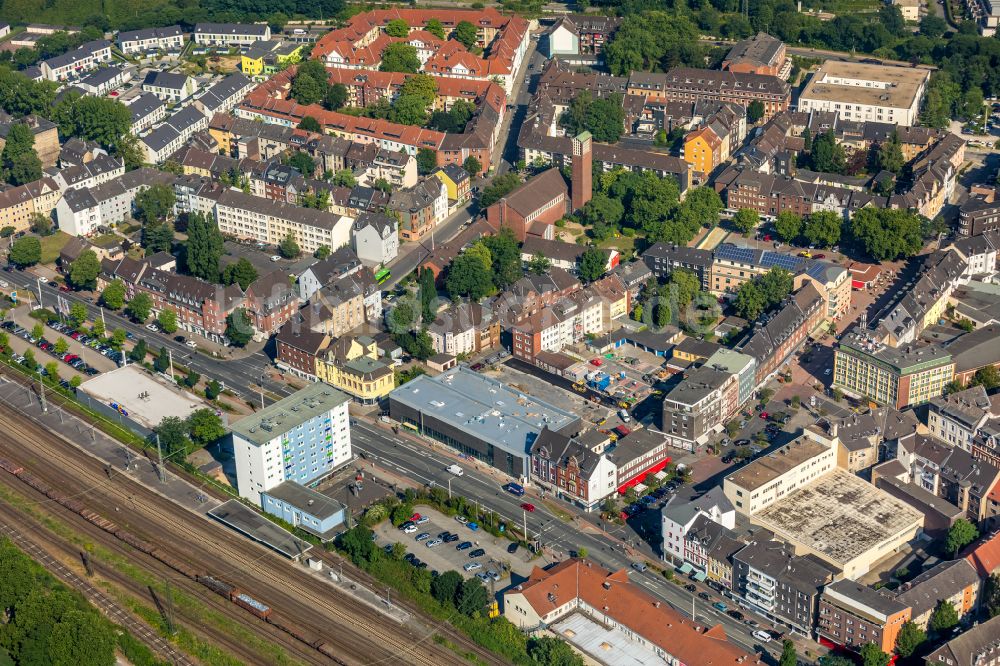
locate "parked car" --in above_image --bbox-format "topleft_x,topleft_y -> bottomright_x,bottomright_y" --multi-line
455,515 -> 469,525
463,562 -> 482,572
631,561 -> 647,572
713,602 -> 728,612
403,524 -> 418,534
507,542 -> 519,554
698,592 -> 711,601
426,539 -> 442,548
415,532 -> 431,541
456,541 -> 473,551
752,630 -> 772,643
727,610 -> 744,621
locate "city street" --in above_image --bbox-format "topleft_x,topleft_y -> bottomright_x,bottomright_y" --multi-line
350,419 -> 803,659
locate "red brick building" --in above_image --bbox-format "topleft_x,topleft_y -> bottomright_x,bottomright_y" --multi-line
243,269 -> 301,336
275,316 -> 331,379
485,168 -> 568,242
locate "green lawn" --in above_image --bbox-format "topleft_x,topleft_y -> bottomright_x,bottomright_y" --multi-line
90,233 -> 121,248
597,235 -> 637,254
39,232 -> 71,265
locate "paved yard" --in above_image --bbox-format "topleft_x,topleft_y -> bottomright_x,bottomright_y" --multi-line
374,506 -> 537,587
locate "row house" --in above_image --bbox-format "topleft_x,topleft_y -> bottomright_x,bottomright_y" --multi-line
927,385 -> 1000,452
194,23 -> 270,47
510,289 -> 604,363
388,177 -> 448,241
142,71 -> 197,103
628,68 -> 791,120
738,282 -> 826,385
351,211 -> 399,266
55,167 -> 178,236
242,269 -> 301,336
0,176 -> 60,234
214,189 -> 354,256
78,66 -> 132,96
140,105 -> 210,164
426,301 -> 500,356
137,269 -> 242,343
661,365 -> 739,452
493,267 -> 582,326
661,487 -> 736,566
193,73 -> 255,118
817,580 -> 911,655
125,93 -> 167,134
49,153 -> 124,192
682,103 -> 747,178
39,39 -> 113,81
540,15 -> 621,58
117,26 -> 185,55
314,334 -> 395,405
275,316 -> 330,379
893,560 -> 981,632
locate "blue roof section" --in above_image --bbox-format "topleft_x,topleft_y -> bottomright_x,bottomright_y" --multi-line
714,244 -> 760,264
760,250 -> 805,272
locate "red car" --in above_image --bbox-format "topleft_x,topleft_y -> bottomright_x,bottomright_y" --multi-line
759,412 -> 769,419
762,234 -> 772,241
59,285 -> 70,292
813,253 -> 826,260
590,358 -> 603,366
520,503 -> 535,512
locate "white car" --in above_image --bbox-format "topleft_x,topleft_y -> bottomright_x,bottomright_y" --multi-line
455,515 -> 468,525
146,323 -> 158,332
463,562 -> 482,572
270,255 -> 282,262
186,340 -> 197,348
402,524 -> 418,534
416,516 -> 429,524
752,630 -> 772,643
824,368 -> 832,375
38,277 -> 48,283
426,539 -> 442,548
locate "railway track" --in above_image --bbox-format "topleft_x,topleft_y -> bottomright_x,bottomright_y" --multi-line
0,401 -> 473,666
0,489 -> 302,666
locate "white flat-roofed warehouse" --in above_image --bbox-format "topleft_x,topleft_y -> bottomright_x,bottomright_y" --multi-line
798,61 -> 931,126
388,366 -> 580,481
752,468 -> 923,579
77,364 -> 216,436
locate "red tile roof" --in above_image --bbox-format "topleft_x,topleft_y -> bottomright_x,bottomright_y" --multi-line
511,559 -> 760,665
965,528 -> 1000,577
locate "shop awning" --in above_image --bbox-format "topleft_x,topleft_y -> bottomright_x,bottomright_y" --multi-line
693,571 -> 707,582
678,563 -> 693,574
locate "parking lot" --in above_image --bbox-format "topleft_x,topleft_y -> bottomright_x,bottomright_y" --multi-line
373,506 -> 536,587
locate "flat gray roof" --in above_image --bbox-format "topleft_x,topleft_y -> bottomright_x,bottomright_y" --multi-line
208,499 -> 313,559
390,366 -> 579,457
231,382 -> 349,447
79,365 -> 209,430
263,480 -> 345,522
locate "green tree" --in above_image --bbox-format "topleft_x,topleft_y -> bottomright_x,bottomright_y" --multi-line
385,18 -> 410,37
188,408 -> 225,448
463,156 -> 482,176
183,368 -> 200,389
732,208 -> 759,235
895,621 -> 926,658
526,636 -> 584,666
388,93 -> 429,125
400,74 -> 437,106
984,573 -> 1000,618
946,518 -> 979,555
430,570 -> 463,605
53,94 -> 130,148
111,328 -> 126,349
153,346 -> 170,373
128,338 -> 148,363
860,643 -> 891,666
221,258 -> 258,290
734,281 -> 766,320
425,18 -> 446,40
297,115 -> 322,133
338,525 -> 376,565
454,21 -> 478,49
578,247 -> 607,282
29,212 -> 51,236
99,280 -> 126,310
774,211 -> 803,243
290,59 -> 330,106
314,245 -> 331,260
456,578 -> 488,616
142,222 -> 174,255
0,123 -> 41,185
324,83 -> 348,111
811,130 -> 846,174
850,208 -> 924,261
54,338 -> 69,355
779,639 -> 797,666
31,322 -> 44,340
157,308 -> 177,334
225,308 -> 254,347
205,379 -> 222,401
125,293 -> 152,323
8,236 -> 41,267
480,229 -> 522,289
929,600 -> 959,633
677,186 -> 724,229
331,169 -> 357,188
184,212 -> 224,281
388,299 -> 415,334
747,100 -> 765,123
67,250 -> 100,290
877,131 -> 905,174
135,184 -> 175,226
528,252 -> 551,275
380,43 -> 420,73
279,232 -> 300,259
969,365 -> 1000,390
286,151 -> 315,176
155,416 -> 192,457
803,211 -> 842,248
416,148 -> 438,175
479,172 -> 522,208
446,246 -> 495,300
419,267 -> 436,323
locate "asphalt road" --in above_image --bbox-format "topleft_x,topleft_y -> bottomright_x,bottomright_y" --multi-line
350,420 -> 785,659
3,268 -> 294,402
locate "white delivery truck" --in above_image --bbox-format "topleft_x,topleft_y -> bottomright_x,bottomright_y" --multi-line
446,464 -> 464,476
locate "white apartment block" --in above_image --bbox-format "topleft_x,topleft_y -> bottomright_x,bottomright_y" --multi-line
125,93 -> 167,134
214,189 -> 354,256
78,66 -> 132,96
117,26 -> 185,55
194,23 -> 270,47
231,384 -> 351,505
40,40 -> 113,81
798,61 -> 930,126
723,425 -> 838,515
142,71 -> 198,103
